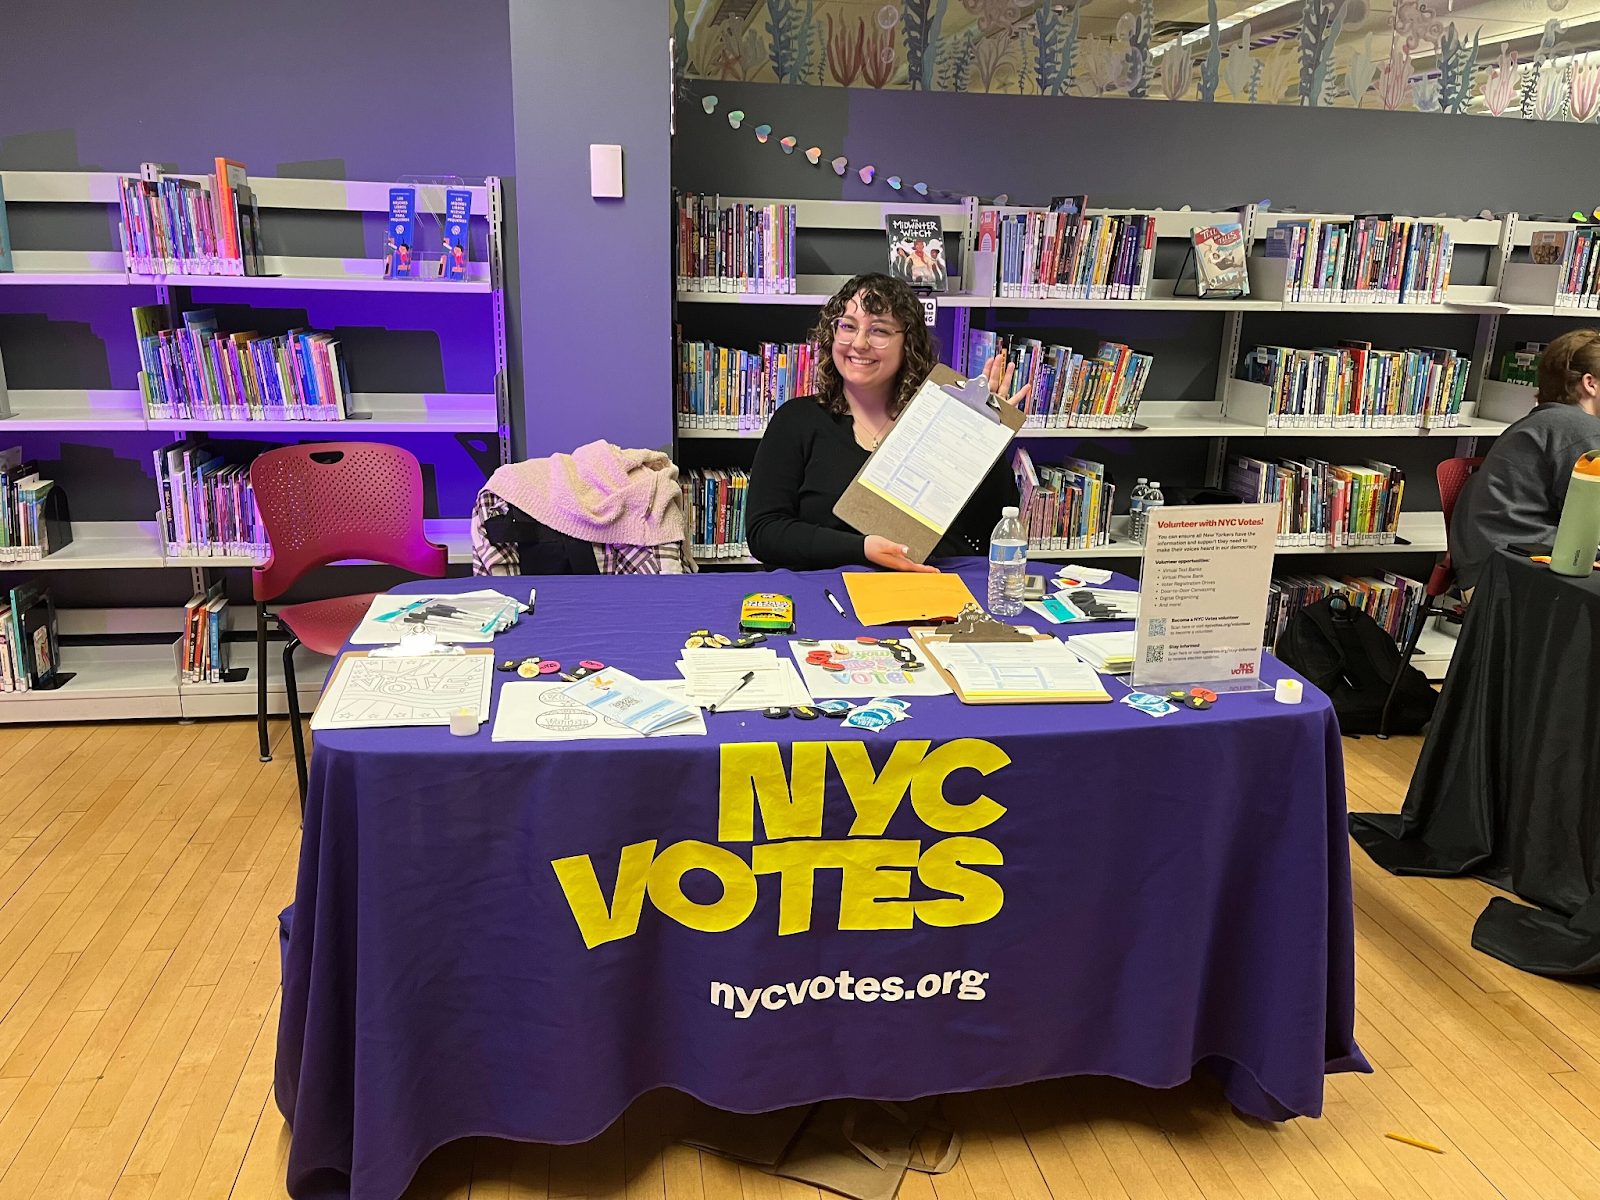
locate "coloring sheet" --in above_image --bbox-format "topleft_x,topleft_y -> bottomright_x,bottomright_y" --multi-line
310,654 -> 494,730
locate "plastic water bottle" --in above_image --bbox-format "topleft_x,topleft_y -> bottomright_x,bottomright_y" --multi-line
1128,477 -> 1150,543
1142,481 -> 1165,541
987,506 -> 1027,617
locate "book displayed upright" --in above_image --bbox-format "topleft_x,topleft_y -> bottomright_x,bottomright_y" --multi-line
0,176 -> 11,273
886,215 -> 947,292
1192,222 -> 1249,298
441,188 -> 472,281
386,187 -> 417,279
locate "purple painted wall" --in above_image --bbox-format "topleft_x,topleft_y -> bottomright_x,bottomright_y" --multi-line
509,0 -> 673,457
0,0 -> 514,180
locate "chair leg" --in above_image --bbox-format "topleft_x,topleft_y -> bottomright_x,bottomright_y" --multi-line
1379,595 -> 1434,740
283,637 -> 308,816
257,602 -> 271,763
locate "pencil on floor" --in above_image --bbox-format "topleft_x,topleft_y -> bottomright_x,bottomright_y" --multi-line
1385,1132 -> 1444,1153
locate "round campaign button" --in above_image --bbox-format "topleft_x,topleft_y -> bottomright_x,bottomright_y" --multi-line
795,638 -> 820,646
685,636 -> 704,648
791,706 -> 822,720
1185,695 -> 1213,710
579,660 -> 605,671
692,629 -> 711,637
538,661 -> 562,675
880,638 -> 901,645
711,634 -> 732,646
1166,689 -> 1188,701
815,699 -> 852,718
516,660 -> 541,679
856,636 -> 878,645
763,706 -> 791,719
1190,687 -> 1218,703
901,661 -> 926,671
498,660 -> 520,672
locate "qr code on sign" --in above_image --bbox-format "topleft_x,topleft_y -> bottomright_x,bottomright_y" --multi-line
1147,618 -> 1168,636
1145,643 -> 1165,664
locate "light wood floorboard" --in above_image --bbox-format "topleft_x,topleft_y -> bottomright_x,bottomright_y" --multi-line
0,718 -> 1592,1199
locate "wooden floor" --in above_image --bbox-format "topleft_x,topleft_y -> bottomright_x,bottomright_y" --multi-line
2,720 -> 1599,1200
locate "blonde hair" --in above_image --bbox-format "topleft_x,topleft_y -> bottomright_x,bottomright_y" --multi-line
1536,328 -> 1600,405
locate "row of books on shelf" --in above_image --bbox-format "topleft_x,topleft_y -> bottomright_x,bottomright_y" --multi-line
984,204 -> 1157,301
1226,455 -> 1405,547
0,581 -> 62,693
0,449 -> 73,562
970,331 -> 1152,429
153,441 -> 269,559
1238,342 -> 1470,429
1263,217 -> 1453,305
182,580 -> 235,684
676,338 -> 819,431
684,469 -> 750,559
674,195 -> 797,294
1012,448 -> 1116,550
1265,572 -> 1427,654
1533,227 -> 1600,309
117,159 -> 264,277
134,307 -> 351,422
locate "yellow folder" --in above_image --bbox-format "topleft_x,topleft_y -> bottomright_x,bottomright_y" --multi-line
842,571 -> 979,626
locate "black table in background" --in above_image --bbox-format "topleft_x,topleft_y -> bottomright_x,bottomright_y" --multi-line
1350,547 -> 1600,977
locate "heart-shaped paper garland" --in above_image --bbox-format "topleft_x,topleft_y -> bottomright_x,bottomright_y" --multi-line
698,104 -> 937,199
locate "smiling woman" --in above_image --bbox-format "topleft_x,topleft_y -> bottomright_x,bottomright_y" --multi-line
745,273 -> 1023,571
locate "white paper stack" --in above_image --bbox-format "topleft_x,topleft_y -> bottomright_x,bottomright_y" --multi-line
677,647 -> 813,712
559,668 -> 701,734
1066,631 -> 1136,674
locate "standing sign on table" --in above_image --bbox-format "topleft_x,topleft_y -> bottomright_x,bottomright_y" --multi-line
1133,503 -> 1277,691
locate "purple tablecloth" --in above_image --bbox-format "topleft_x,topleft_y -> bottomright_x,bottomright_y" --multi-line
276,559 -> 1366,1200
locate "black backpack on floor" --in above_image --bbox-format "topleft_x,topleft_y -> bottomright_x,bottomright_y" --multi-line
1276,595 -> 1437,735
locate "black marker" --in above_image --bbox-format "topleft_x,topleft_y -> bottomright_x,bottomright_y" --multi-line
824,588 -> 846,618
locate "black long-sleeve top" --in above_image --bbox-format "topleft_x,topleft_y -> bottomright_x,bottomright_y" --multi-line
745,395 -> 1020,570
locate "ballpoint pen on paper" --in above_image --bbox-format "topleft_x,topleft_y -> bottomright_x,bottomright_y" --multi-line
824,589 -> 847,618
708,670 -> 756,714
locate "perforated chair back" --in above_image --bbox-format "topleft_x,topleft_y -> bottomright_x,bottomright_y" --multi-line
1429,455 -> 1486,598
250,443 -> 448,602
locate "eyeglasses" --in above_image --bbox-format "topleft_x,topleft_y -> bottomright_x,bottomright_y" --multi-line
832,318 -> 904,349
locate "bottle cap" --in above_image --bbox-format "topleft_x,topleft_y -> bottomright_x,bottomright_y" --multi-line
1002,506 -> 1019,517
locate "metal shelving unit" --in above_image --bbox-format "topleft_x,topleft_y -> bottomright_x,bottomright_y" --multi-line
0,169 -> 508,721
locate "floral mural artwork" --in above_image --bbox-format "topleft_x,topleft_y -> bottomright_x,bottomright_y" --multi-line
1344,32 -> 1379,108
670,0 -> 1600,120
1570,53 -> 1600,121
1483,45 -> 1521,117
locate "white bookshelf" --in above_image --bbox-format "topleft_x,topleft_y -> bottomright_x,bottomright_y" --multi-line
0,169 -> 508,726
677,198 -> 1525,682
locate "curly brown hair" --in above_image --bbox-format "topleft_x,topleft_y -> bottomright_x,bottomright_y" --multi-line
1537,328 -> 1600,405
809,273 -> 937,419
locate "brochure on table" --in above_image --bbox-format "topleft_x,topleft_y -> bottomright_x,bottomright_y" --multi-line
834,365 -> 1024,563
1131,503 -> 1277,692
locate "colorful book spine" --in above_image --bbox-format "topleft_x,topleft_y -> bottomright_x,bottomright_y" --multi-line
675,194 -> 797,295
675,339 -> 817,432
682,468 -> 751,559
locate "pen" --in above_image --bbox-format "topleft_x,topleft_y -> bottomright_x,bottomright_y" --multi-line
824,588 -> 847,618
708,670 -> 756,714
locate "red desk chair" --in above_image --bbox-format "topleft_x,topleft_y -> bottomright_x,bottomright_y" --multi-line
251,444 -> 448,810
1378,455 -> 1484,738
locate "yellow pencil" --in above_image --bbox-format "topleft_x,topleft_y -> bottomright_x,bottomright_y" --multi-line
1385,1132 -> 1444,1154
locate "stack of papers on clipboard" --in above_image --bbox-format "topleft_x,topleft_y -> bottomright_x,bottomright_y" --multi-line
923,638 -> 1109,701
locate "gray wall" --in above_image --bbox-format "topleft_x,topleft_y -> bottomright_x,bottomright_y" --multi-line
675,81 -> 1600,218
510,0 -> 673,456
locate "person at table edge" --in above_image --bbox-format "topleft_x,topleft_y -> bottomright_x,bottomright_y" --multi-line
746,273 -> 1028,572
1451,327 -> 1600,594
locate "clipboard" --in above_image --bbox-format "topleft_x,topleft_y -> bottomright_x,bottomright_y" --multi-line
835,364 -> 1025,564
909,626 -> 1112,705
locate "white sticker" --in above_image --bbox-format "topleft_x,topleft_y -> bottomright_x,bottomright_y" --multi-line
921,297 -> 937,326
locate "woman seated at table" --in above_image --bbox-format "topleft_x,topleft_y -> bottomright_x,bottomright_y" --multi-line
746,273 -> 1025,572
1452,327 -> 1600,594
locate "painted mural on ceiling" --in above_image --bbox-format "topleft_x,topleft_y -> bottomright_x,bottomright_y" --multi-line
671,0 -> 1600,117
